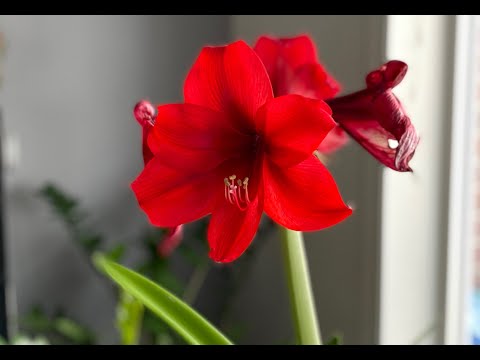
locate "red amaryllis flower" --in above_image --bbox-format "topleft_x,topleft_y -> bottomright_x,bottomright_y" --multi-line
254,35 -> 348,154
131,41 -> 352,263
254,35 -> 419,171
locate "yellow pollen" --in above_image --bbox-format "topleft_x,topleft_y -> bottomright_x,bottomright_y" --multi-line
224,174 -> 251,211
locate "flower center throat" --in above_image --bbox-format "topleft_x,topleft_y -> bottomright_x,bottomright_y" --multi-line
224,174 -> 251,210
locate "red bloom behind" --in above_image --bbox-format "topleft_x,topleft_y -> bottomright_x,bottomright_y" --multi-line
131,41 -> 352,263
254,35 -> 348,154
254,35 -> 341,99
254,34 -> 419,172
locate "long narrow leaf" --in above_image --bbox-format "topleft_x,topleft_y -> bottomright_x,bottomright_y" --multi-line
93,253 -> 232,345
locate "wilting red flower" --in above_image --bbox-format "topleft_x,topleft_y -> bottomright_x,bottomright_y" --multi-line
326,60 -> 419,172
131,41 -> 352,263
254,35 -> 419,171
157,225 -> 184,258
254,35 -> 348,154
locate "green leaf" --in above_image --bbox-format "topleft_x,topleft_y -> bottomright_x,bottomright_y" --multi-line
21,305 -> 96,345
21,305 -> 53,332
155,332 -> 175,345
1,335 -> 50,345
325,334 -> 343,345
116,291 -> 144,345
93,253 -> 232,345
107,244 -> 126,262
78,234 -> 103,253
53,317 -> 96,345
39,184 -> 78,217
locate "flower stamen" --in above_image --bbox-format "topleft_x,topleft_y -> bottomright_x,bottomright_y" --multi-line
224,174 -> 251,210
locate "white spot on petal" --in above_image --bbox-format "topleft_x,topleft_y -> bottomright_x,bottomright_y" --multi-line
388,139 -> 399,149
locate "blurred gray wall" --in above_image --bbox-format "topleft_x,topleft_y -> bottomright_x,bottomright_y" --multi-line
0,15 -> 230,343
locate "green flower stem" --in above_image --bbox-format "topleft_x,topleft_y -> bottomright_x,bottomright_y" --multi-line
280,227 -> 321,345
183,262 -> 210,305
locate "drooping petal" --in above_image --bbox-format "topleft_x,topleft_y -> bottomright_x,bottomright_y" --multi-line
184,40 -> 273,132
257,94 -> 336,167
157,225 -> 184,258
147,104 -> 250,173
133,100 -> 156,165
131,156 -> 220,227
327,60 -> 419,172
208,188 -> 264,263
264,155 -> 352,231
317,125 -> 349,154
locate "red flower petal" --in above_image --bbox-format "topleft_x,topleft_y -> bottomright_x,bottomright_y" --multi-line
208,188 -> 264,263
147,104 -> 250,173
131,156 -> 219,227
157,225 -> 183,258
317,125 -> 349,154
251,36 -> 280,89
207,151 -> 265,263
184,40 -> 273,132
142,125 -> 154,165
327,61 -> 419,172
290,63 -> 341,100
254,35 -> 341,100
264,155 -> 352,231
279,35 -> 317,67
258,94 -> 335,167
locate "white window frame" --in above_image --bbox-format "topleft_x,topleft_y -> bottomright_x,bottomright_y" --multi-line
444,14 -> 477,345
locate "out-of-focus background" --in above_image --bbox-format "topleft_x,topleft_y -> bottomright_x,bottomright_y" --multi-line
0,15 -> 477,345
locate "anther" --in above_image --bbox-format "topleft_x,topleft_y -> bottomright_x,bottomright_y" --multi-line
224,174 -> 251,210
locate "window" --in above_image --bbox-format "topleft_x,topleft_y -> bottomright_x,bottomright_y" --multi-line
445,15 -> 479,345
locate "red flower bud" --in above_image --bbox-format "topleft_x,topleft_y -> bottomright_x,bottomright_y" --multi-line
133,100 -> 155,127
157,225 -> 183,258
133,100 -> 156,165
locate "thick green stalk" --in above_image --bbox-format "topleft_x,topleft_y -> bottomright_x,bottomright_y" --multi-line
280,227 -> 321,345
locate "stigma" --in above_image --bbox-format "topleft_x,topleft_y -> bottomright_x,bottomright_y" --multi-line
224,174 -> 251,210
